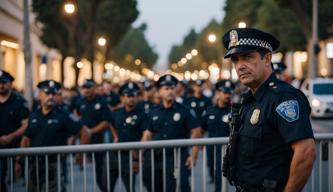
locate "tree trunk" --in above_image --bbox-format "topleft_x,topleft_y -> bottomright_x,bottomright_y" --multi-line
60,55 -> 66,84
23,0 -> 33,110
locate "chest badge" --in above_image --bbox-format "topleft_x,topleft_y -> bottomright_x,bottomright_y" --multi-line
209,115 -> 215,120
125,117 -> 132,124
191,102 -> 196,108
250,108 -> 260,125
152,116 -> 159,121
95,103 -> 101,110
173,113 -> 181,122
222,115 -> 229,123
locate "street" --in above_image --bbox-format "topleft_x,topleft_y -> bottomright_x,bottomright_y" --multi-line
312,118 -> 333,133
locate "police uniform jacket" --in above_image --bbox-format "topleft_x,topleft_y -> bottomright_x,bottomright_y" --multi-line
147,102 -> 199,141
0,91 -> 29,148
24,107 -> 82,147
236,74 -> 314,188
185,95 -> 212,118
202,105 -> 231,137
77,95 -> 112,143
111,106 -> 146,142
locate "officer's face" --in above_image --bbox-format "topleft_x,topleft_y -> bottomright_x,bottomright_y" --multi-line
159,85 -> 175,102
216,90 -> 231,105
121,94 -> 137,108
53,90 -> 63,105
231,51 -> 272,90
81,86 -> 95,99
192,84 -> 202,94
0,81 -> 12,96
39,91 -> 56,107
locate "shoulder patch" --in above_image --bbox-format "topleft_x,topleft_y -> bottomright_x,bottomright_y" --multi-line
275,100 -> 299,122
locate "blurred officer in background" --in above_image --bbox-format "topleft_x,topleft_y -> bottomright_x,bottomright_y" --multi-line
15,80 -> 89,192
141,74 -> 202,192
138,80 -> 156,114
222,28 -> 315,192
0,70 -> 29,192
202,80 -> 233,192
185,79 -> 212,121
75,79 -> 113,191
103,81 -> 146,192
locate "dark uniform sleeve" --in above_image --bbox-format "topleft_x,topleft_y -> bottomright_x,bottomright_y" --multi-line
185,108 -> 200,130
100,99 -> 113,123
146,112 -> 154,132
274,91 -> 314,144
17,100 -> 30,121
24,115 -> 36,138
139,112 -> 148,132
201,110 -> 208,131
64,113 -> 83,136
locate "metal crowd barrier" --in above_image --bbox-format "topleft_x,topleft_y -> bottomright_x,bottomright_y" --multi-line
0,134 -> 332,192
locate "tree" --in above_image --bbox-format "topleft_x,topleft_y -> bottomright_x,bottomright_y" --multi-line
32,0 -> 139,85
111,24 -> 158,73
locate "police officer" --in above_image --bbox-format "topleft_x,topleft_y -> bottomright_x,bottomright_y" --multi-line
0,70 -> 29,192
15,80 -> 89,192
141,74 -> 202,192
202,80 -> 233,192
74,79 -> 112,190
185,79 -> 212,120
273,62 -> 290,82
222,28 -> 316,191
138,80 -> 156,114
103,81 -> 146,192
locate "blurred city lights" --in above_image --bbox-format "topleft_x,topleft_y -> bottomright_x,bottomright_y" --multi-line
191,49 -> 198,56
104,63 -> 114,70
208,33 -> 217,43
76,61 -> 84,69
0,40 -> 19,49
185,53 -> 192,60
64,2 -> 75,14
134,59 -> 142,65
238,21 -> 246,28
97,37 -> 106,46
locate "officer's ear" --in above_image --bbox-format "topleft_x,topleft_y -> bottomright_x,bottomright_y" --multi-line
263,52 -> 272,67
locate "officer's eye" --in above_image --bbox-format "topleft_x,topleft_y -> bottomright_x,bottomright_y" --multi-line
230,57 -> 238,64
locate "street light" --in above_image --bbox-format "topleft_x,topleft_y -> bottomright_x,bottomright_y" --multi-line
64,2 -> 75,15
238,21 -> 246,28
191,49 -> 198,56
208,33 -> 217,43
97,37 -> 107,47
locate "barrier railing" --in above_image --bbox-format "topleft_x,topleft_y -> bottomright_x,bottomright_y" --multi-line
0,134 -> 332,192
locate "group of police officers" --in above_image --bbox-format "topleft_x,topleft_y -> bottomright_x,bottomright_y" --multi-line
0,27 -> 315,192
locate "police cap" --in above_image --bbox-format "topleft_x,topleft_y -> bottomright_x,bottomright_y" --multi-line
37,80 -> 61,94
222,28 -> 280,58
215,80 -> 234,93
143,80 -> 155,91
193,79 -> 204,86
156,74 -> 178,88
81,79 -> 96,88
272,62 -> 287,74
0,69 -> 14,83
119,81 -> 140,96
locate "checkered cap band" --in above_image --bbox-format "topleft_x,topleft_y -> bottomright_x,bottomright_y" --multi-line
229,38 -> 273,52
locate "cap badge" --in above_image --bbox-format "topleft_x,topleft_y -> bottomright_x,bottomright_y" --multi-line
225,81 -> 231,88
229,30 -> 239,48
173,113 -> 181,122
49,80 -> 55,87
250,108 -> 260,125
166,75 -> 171,81
128,82 -> 133,89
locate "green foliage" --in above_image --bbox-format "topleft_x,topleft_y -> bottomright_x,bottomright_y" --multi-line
111,25 -> 158,72
255,0 -> 306,51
